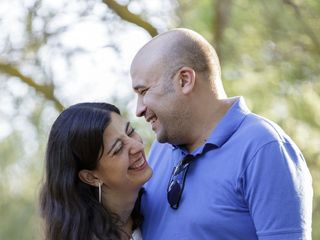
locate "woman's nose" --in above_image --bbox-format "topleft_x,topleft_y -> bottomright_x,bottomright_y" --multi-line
129,137 -> 144,155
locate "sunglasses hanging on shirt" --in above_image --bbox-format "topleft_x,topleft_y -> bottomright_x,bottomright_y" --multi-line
167,154 -> 195,209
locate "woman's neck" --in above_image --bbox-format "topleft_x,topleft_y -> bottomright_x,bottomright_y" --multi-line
102,188 -> 139,238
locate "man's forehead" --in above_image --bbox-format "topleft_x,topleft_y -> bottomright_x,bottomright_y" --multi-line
131,58 -> 163,87
132,77 -> 147,91
132,49 -> 162,71
130,35 -> 172,89
131,64 -> 148,90
131,35 -> 170,70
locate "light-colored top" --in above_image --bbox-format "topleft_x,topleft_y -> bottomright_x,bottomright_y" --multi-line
131,228 -> 142,240
141,97 -> 313,240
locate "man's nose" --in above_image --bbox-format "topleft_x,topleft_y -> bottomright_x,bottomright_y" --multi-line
136,96 -> 146,117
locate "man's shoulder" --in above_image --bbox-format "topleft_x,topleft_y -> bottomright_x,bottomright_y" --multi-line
147,141 -> 172,163
149,140 -> 172,152
240,113 -> 289,144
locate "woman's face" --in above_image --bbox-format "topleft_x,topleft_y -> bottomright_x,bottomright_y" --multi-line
95,112 -> 152,193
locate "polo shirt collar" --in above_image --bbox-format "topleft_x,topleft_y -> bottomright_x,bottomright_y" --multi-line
205,96 -> 250,148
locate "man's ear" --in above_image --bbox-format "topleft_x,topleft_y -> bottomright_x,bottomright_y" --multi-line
178,67 -> 196,94
78,170 -> 100,187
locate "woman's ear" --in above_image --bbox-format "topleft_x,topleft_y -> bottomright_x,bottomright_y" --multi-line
78,170 -> 100,187
178,67 -> 196,94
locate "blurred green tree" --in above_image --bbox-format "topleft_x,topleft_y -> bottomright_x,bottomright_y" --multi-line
0,0 -> 319,239
0,0 -> 165,239
177,0 -> 320,238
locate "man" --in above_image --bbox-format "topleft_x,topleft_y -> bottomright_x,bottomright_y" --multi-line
130,28 -> 313,240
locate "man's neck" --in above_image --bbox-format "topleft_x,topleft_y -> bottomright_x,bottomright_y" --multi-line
186,98 -> 234,152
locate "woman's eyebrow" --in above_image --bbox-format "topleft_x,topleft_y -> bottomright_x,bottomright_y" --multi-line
107,122 -> 130,155
125,122 -> 130,132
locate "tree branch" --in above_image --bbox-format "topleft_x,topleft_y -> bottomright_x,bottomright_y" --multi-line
283,0 -> 320,54
213,0 -> 233,59
102,0 -> 158,37
0,62 -> 64,112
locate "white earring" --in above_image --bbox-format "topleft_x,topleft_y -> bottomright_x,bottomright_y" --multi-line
98,182 -> 102,203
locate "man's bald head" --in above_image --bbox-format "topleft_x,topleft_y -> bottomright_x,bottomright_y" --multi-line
131,28 -> 222,90
130,29 -> 228,147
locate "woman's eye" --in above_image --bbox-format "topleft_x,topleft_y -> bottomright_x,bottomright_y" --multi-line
113,145 -> 122,155
113,143 -> 123,155
127,127 -> 135,136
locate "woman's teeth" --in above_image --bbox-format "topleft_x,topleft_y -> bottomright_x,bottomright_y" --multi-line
129,158 -> 145,170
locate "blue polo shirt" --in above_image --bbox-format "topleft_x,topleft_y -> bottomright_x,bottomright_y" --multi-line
141,97 -> 313,240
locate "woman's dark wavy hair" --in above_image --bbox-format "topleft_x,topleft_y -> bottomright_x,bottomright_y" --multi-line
39,102 -> 142,240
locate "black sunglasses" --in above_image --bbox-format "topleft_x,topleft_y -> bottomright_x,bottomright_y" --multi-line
167,154 -> 195,209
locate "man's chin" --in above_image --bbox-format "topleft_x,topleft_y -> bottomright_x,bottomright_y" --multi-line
155,131 -> 168,144
157,138 -> 167,143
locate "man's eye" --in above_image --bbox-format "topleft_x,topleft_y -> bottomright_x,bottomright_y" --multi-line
140,89 -> 148,95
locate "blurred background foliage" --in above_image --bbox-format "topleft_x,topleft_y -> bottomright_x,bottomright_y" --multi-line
0,0 -> 319,239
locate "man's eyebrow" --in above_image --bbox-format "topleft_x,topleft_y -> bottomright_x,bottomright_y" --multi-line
133,84 -> 146,91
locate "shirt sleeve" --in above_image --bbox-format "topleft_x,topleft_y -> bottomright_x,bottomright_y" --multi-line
242,140 -> 313,240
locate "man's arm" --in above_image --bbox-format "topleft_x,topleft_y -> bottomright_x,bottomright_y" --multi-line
242,140 -> 313,240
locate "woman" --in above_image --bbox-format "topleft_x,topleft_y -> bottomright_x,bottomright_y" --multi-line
39,102 -> 152,240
